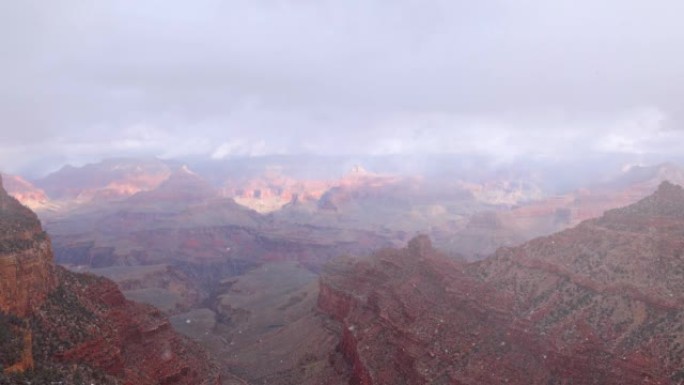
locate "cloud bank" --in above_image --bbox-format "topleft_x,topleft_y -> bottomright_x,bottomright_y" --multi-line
2,0 -> 684,174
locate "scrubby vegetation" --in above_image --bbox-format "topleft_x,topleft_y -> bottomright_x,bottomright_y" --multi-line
0,364 -> 119,385
0,195 -> 38,233
0,306 -> 118,385
31,284 -> 98,358
0,229 -> 46,254
0,311 -> 24,369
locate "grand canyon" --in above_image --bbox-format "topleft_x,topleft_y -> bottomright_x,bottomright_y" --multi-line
4,1 -> 684,383
2,156 -> 684,384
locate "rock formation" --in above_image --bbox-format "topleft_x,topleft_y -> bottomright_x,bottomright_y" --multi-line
0,174 -> 57,317
0,174 -> 223,385
314,182 -> 684,384
34,157 -> 172,202
32,268 -> 222,385
0,173 -> 50,211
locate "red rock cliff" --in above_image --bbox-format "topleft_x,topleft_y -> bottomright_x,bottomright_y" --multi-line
34,268 -> 221,385
0,174 -> 57,317
316,182 -> 684,385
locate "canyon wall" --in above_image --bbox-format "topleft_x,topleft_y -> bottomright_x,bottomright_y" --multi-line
316,185 -> 684,385
0,174 -> 223,385
0,174 -> 57,317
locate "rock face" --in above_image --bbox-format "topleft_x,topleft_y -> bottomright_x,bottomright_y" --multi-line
317,236 -> 533,385
472,181 -> 684,384
0,174 -> 222,385
315,182 -> 684,384
0,174 -> 57,317
32,268 -> 222,385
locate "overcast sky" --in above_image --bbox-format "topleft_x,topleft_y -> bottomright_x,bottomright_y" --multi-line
2,0 -> 684,175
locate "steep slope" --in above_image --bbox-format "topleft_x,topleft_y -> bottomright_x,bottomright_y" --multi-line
482,180 -> 684,307
0,175 -> 57,317
477,181 -> 684,382
30,267 -> 222,385
317,236 -> 548,385
314,182 -> 684,384
0,174 -> 223,385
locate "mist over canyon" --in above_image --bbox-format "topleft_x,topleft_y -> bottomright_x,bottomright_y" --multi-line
2,155 -> 684,384
5,1 -> 684,383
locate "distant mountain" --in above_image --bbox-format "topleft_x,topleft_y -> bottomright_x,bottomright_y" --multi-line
31,157 -> 684,262
470,162 -> 684,260
22,157 -> 684,262
34,157 -> 173,202
42,164 -> 265,267
0,173 -> 50,211
609,162 -> 684,190
223,173 -> 332,213
124,165 -> 219,210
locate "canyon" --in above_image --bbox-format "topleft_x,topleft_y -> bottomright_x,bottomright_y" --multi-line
10,158 -> 683,265
0,174 -> 225,385
3,157 -> 684,384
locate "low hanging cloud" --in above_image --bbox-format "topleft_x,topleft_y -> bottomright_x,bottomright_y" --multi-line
2,0 -> 684,174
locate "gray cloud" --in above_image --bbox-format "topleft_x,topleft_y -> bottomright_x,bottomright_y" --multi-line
2,0 -> 684,175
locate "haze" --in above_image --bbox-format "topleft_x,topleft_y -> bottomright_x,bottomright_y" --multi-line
3,0 -> 684,175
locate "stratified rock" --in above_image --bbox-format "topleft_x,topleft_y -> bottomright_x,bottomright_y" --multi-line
314,181 -> 684,384
0,174 -> 57,317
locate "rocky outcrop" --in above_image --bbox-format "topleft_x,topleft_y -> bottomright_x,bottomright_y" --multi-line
0,174 -> 57,317
475,181 -> 684,382
34,268 -> 221,385
315,183 -> 684,384
317,237 -> 543,384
